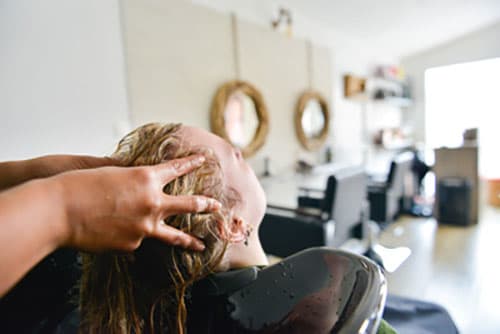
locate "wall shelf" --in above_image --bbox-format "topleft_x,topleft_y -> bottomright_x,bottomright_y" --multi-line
372,97 -> 413,108
344,72 -> 414,167
344,74 -> 412,107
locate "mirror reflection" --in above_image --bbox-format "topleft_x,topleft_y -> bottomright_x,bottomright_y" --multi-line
301,98 -> 325,138
224,91 -> 258,148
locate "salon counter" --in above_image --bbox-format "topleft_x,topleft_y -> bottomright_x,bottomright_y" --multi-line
259,162 -> 357,209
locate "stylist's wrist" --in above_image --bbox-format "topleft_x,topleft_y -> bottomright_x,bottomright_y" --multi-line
51,171 -> 90,250
37,175 -> 73,250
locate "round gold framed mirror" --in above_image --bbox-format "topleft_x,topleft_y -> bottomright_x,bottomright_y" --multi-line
295,91 -> 330,151
210,80 -> 269,158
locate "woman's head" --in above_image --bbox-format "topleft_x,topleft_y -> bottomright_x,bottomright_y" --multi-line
79,123 -> 267,333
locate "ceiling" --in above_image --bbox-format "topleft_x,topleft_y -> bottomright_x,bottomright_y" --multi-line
194,0 -> 500,59
282,0 -> 500,58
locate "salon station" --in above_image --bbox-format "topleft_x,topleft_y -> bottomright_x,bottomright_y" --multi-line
2,1 -> 500,333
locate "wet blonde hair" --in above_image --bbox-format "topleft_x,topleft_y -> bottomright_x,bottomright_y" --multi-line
79,123 -> 240,333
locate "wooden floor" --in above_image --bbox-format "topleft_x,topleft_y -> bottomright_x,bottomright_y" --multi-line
380,205 -> 500,334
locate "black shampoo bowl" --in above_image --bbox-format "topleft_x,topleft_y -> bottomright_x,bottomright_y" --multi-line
189,247 -> 387,334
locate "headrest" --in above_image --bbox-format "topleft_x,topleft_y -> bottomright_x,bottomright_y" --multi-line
188,247 -> 387,334
192,266 -> 259,297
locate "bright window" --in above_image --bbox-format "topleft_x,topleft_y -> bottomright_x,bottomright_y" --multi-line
425,58 -> 500,178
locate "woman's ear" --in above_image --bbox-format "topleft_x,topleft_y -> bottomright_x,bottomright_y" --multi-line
229,215 -> 247,243
216,215 -> 247,243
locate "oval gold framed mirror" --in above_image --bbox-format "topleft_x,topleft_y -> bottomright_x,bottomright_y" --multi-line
210,80 -> 269,158
295,91 -> 330,151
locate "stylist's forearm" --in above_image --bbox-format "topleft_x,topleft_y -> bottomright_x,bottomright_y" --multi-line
0,177 -> 67,296
0,155 -> 117,191
0,159 -> 37,191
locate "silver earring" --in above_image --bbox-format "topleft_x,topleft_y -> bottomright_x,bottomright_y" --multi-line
244,227 -> 252,246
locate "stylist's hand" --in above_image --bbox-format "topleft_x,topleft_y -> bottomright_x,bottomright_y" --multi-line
54,155 -> 219,252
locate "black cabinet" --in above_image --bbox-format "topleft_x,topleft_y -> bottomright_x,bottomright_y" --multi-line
437,177 -> 472,226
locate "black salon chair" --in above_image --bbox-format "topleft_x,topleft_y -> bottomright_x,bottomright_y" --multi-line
295,174 -> 337,219
298,167 -> 367,244
0,248 -> 81,333
50,248 -> 388,334
188,247 -> 387,334
260,208 -> 335,258
367,152 -> 414,225
261,167 -> 367,258
3,248 -> 458,334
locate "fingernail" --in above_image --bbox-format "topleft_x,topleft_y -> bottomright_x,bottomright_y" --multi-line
194,239 -> 206,251
211,199 -> 222,211
194,155 -> 205,165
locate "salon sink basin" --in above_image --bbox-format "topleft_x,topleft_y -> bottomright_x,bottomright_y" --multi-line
189,247 -> 387,334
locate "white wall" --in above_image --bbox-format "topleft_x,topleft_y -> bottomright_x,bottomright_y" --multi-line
121,0 -> 235,129
121,0 -> 334,173
401,21 -> 500,143
191,0 -> 398,168
0,0 -> 129,160
0,0 -> 397,171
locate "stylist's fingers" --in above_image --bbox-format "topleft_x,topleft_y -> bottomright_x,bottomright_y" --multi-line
151,223 -> 206,251
163,195 -> 221,216
153,155 -> 206,184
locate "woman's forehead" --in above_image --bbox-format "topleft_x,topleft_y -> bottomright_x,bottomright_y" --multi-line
179,126 -> 231,153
